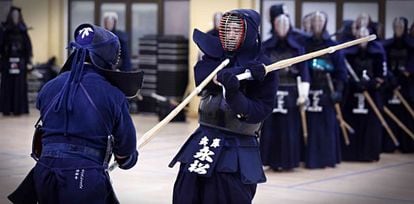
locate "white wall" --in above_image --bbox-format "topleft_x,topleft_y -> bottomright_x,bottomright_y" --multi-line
343,2 -> 378,21
385,0 -> 414,38
164,0 -> 190,38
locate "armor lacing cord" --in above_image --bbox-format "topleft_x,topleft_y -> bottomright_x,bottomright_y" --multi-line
52,36 -> 118,113
53,44 -> 86,112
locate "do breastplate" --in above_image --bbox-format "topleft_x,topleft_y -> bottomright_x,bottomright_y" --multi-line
269,45 -> 298,85
198,89 -> 261,136
352,54 -> 375,78
388,47 -> 408,72
309,55 -> 334,87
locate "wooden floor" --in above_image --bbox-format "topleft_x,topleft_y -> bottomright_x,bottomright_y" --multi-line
1,110 -> 413,204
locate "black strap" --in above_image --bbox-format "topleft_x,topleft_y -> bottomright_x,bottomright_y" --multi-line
80,83 -> 113,167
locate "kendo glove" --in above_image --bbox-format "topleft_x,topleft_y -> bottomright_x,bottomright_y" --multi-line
216,69 -> 240,94
27,57 -> 34,71
297,79 -> 310,106
116,150 -> 138,170
247,63 -> 266,81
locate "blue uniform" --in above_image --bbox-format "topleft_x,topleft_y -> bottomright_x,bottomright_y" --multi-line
31,65 -> 137,203
382,33 -> 414,153
169,9 -> 277,204
303,34 -> 347,168
342,42 -> 386,161
8,24 -> 139,204
260,32 -> 309,170
0,7 -> 32,116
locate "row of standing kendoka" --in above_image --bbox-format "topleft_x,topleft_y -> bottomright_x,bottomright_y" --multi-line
260,4 -> 414,171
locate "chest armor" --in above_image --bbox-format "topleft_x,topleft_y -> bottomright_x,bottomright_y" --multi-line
270,45 -> 299,85
388,47 -> 408,72
351,53 -> 375,79
198,83 -> 261,136
309,54 -> 334,87
307,41 -> 334,87
6,30 -> 25,57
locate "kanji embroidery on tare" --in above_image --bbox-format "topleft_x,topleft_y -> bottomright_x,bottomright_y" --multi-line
188,136 -> 221,175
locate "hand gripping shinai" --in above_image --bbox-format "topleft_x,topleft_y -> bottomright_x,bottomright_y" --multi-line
344,59 -> 399,146
394,89 -> 414,120
109,34 -> 377,171
296,77 -> 308,145
326,73 -> 353,145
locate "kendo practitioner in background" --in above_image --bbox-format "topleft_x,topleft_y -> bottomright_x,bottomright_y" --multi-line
0,6 -> 32,116
301,12 -> 314,34
103,12 -> 132,71
336,20 -> 357,42
354,13 -> 383,40
260,12 -> 309,171
341,27 -> 387,161
303,11 -> 346,169
382,17 -> 414,153
8,24 -> 142,204
198,12 -> 223,61
169,9 -> 277,204
268,4 -> 308,44
206,12 -> 222,37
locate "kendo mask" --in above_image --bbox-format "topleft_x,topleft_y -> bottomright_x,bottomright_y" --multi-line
103,12 -> 118,31
61,24 -> 143,100
274,14 -> 290,39
311,11 -> 327,37
302,12 -> 314,34
269,4 -> 287,33
357,27 -> 370,49
218,9 -> 260,54
393,17 -> 408,38
219,12 -> 246,52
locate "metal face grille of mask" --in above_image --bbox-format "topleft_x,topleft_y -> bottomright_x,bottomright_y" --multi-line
219,13 -> 246,52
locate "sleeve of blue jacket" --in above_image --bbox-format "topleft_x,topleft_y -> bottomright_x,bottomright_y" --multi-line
331,48 -> 348,92
112,99 -> 138,169
195,55 -> 278,124
224,68 -> 278,124
298,46 -> 311,82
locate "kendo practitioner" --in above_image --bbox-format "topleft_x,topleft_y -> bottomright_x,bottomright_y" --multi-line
103,12 -> 132,71
169,9 -> 277,204
0,6 -> 32,116
382,17 -> 414,153
341,27 -> 386,161
8,24 -> 142,204
260,13 -> 310,171
303,11 -> 347,169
